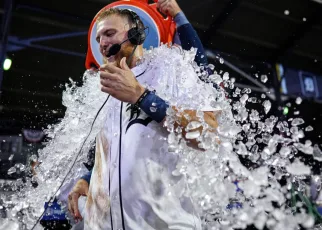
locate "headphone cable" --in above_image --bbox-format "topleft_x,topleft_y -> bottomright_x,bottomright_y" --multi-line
30,95 -> 110,230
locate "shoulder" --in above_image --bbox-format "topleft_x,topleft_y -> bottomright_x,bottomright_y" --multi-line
143,44 -> 197,68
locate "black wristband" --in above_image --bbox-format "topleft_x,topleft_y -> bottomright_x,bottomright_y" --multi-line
135,88 -> 150,106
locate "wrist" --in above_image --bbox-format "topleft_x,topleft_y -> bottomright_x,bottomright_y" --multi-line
138,90 -> 169,123
174,11 -> 189,27
132,85 -> 146,104
74,180 -> 89,195
172,8 -> 182,18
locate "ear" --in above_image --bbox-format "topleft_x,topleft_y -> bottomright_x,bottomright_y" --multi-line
120,57 -> 130,71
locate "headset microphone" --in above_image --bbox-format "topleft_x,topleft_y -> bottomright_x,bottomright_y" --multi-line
106,43 -> 123,57
106,26 -> 148,58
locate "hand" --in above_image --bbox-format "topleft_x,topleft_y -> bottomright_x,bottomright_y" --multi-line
157,0 -> 182,18
99,57 -> 145,104
68,179 -> 89,222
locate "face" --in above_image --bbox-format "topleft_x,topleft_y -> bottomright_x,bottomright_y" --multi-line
96,14 -> 134,66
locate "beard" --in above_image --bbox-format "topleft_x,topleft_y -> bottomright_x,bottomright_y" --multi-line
103,43 -> 135,68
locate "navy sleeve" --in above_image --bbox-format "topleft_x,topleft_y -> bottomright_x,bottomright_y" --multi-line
176,24 -> 208,66
174,12 -> 208,66
80,169 -> 92,185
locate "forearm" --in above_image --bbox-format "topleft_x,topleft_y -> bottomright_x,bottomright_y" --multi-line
174,12 -> 208,66
80,169 -> 92,185
72,178 -> 89,197
172,108 -> 219,132
168,108 -> 220,148
137,89 -> 220,147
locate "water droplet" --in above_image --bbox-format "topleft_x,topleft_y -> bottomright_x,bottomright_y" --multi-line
280,146 -> 291,158
30,154 -> 38,162
303,17 -> 307,22
262,100 -> 271,114
236,142 -> 248,155
7,167 -> 16,175
242,88 -> 251,94
15,163 -> 26,172
291,118 -> 304,126
185,131 -> 200,139
223,72 -> 229,80
186,121 -> 202,131
284,10 -> 290,15
150,107 -> 157,112
219,58 -> 224,64
183,114 -> 191,121
240,94 -> 249,104
175,126 -> 182,133
8,154 -> 14,161
305,126 -> 313,132
286,160 -> 311,175
295,97 -> 302,105
313,144 -> 322,161
208,64 -> 215,70
248,97 -> 257,103
261,75 -> 268,83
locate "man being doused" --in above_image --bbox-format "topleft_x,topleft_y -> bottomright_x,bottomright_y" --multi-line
69,5 -> 231,230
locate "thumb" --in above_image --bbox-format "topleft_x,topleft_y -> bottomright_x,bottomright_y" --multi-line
120,57 -> 130,71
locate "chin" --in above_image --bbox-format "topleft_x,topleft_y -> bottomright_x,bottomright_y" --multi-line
107,56 -> 116,63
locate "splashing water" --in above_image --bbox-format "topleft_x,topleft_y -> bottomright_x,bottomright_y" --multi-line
1,70 -> 107,229
0,44 -> 320,230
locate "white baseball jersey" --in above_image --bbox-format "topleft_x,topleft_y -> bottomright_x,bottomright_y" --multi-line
84,46 -> 220,230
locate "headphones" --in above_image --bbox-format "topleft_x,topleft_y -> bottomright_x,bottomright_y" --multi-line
122,9 -> 147,45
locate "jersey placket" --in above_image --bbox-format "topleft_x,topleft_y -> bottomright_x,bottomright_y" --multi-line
109,98 -> 124,230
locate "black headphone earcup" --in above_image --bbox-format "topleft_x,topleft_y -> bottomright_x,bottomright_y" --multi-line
128,27 -> 146,45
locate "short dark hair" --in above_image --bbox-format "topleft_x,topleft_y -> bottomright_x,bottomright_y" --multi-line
96,8 -> 144,30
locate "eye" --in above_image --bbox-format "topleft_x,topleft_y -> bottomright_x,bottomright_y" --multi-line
96,36 -> 100,43
105,30 -> 116,37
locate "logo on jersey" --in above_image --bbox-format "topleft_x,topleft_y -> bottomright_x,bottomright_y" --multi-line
125,104 -> 152,133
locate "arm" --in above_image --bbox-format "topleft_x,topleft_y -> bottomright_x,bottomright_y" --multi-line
67,178 -> 89,222
174,13 -> 208,66
80,169 -> 92,185
100,59 -> 222,149
136,88 -> 220,148
157,0 -> 208,66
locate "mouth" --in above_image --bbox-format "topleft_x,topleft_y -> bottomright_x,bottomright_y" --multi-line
102,47 -> 109,57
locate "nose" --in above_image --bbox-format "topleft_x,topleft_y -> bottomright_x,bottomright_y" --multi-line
99,36 -> 110,54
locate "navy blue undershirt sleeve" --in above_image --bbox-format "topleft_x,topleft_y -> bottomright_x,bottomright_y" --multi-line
80,169 -> 92,185
174,12 -> 208,66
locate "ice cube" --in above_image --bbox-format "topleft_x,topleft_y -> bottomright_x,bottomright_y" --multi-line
262,100 -> 271,114
291,118 -> 304,126
305,126 -> 313,132
295,97 -> 302,105
261,75 -> 268,83
286,160 -> 311,175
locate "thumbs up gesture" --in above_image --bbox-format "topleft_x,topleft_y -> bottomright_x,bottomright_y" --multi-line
99,57 -> 145,104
